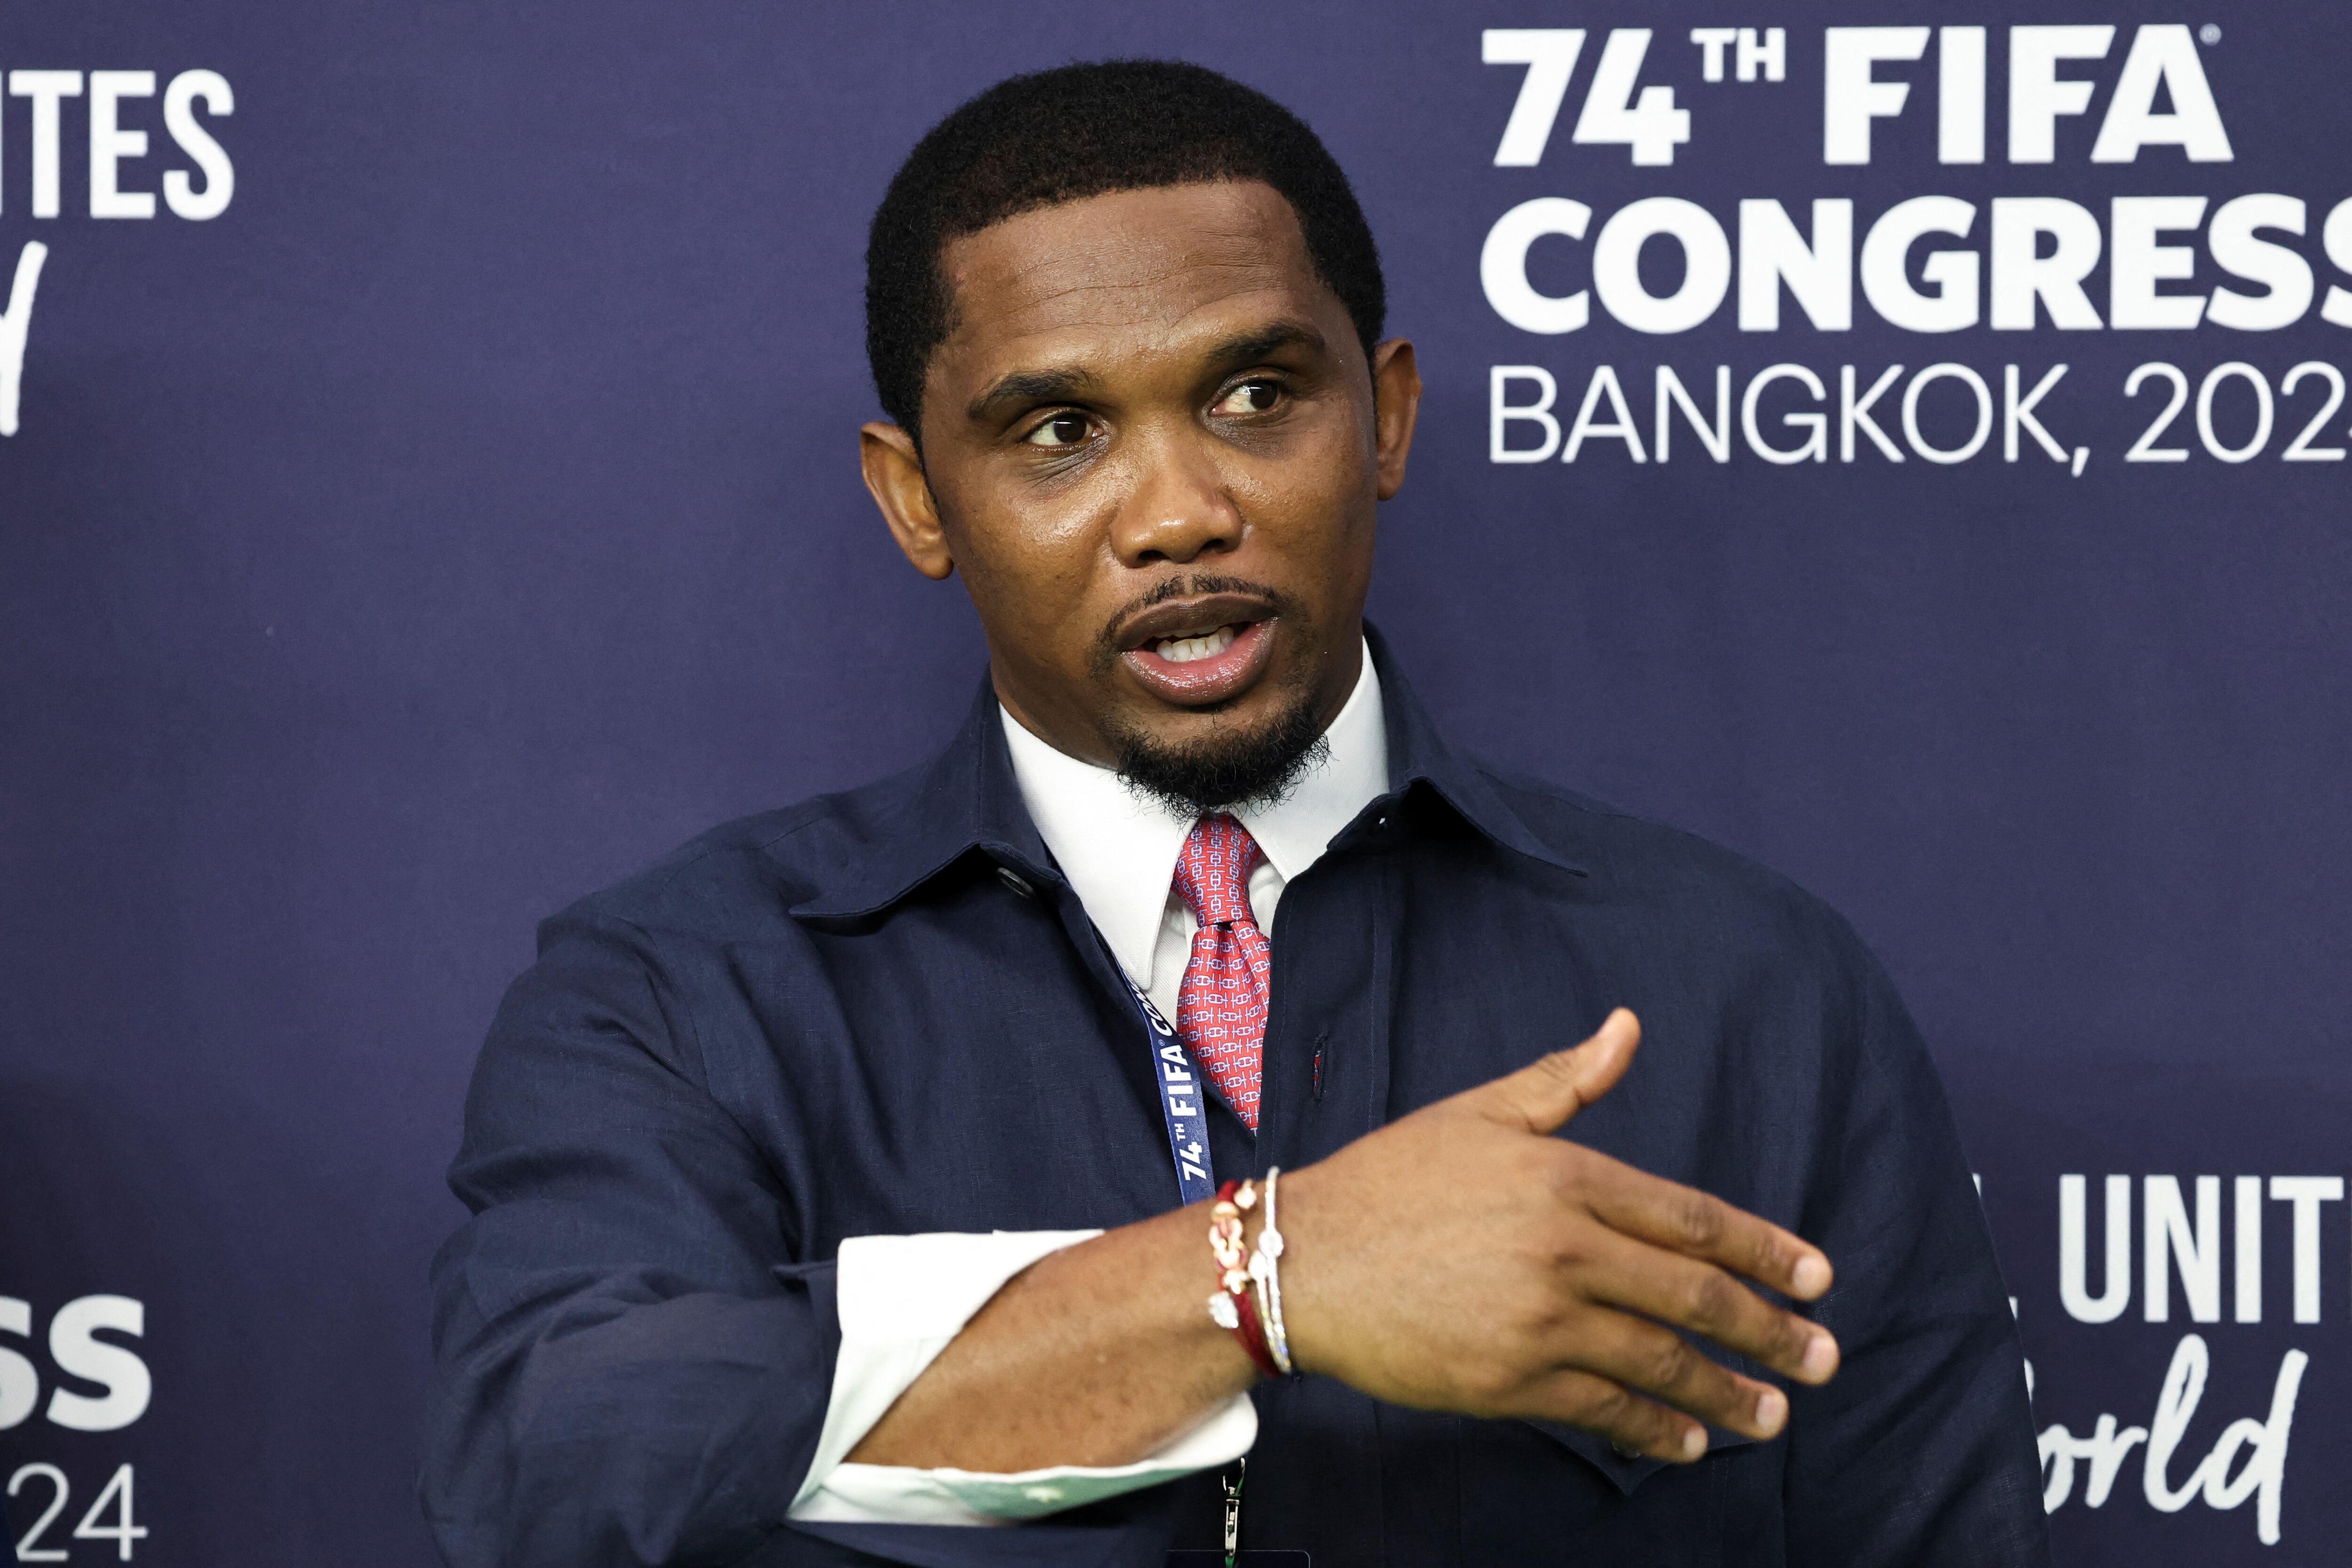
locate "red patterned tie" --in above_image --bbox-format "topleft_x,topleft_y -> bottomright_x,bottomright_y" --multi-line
1172,814 -> 1271,1132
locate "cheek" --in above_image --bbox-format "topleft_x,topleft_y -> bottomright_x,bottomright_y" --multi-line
1235,425 -> 1376,560
939,478 -> 1116,632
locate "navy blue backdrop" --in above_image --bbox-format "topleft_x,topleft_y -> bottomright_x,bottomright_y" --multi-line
2,1 -> 2347,1562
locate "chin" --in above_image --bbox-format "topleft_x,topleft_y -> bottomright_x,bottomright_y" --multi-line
1110,679 -> 1330,818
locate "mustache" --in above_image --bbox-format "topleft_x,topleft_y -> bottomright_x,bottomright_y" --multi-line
1093,573 -> 1295,658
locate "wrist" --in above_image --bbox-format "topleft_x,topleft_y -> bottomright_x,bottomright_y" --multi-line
1254,1165 -> 1329,1376
1208,1179 -> 1285,1379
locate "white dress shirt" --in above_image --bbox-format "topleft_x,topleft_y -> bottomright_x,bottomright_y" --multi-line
787,646 -> 1391,1527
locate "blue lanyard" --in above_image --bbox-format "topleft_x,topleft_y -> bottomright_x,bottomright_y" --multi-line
1115,970 -> 1218,1206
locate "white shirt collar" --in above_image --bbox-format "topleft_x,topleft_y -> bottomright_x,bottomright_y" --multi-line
1000,641 -> 1390,986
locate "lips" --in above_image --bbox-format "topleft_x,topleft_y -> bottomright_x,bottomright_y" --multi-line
1115,594 -> 1279,706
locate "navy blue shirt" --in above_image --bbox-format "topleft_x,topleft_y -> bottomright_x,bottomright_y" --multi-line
423,633 -> 2050,1568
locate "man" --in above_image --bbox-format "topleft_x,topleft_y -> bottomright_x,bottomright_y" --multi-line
423,61 -> 2048,1568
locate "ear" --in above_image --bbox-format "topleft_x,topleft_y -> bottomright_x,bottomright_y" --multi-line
860,421 -> 955,580
1369,339 -> 1422,502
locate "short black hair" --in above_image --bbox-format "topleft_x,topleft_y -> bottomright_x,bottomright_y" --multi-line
864,60 -> 1386,436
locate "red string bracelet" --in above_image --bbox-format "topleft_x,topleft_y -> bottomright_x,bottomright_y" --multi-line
1208,1179 -> 1282,1379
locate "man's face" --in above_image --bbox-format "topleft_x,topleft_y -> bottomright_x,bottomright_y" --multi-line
860,180 -> 1420,800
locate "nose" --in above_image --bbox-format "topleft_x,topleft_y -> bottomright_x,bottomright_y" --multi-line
1107,426 -> 1246,567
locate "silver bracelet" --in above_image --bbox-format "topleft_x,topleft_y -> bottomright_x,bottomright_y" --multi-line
1248,1166 -> 1294,1375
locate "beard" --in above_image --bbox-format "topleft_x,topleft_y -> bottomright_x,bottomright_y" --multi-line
1095,575 -> 1335,818
1112,691 -> 1332,819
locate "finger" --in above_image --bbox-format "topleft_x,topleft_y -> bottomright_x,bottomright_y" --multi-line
1579,1160 -> 1836,1307
1514,1366 -> 1709,1464
1552,1307 -> 1793,1441
1469,1008 -> 1641,1136
1576,1230 -> 1839,1386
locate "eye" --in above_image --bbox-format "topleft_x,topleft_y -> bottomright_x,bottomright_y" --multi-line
1214,380 -> 1283,416
1023,412 -> 1094,448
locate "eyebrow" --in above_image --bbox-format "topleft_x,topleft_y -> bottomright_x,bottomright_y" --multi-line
960,317 -> 1335,425
1200,319 -> 1329,372
964,366 -> 1102,424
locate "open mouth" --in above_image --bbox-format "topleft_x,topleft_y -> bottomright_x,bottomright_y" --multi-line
1113,595 -> 1280,706
1152,626 -> 1241,664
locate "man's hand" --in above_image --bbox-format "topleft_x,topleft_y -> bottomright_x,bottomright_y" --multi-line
1275,1009 -> 1838,1461
850,1008 -> 1834,1475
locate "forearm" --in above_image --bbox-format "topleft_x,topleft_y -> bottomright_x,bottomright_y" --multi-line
848,1200 -> 1259,1471
846,1013 -> 1845,1479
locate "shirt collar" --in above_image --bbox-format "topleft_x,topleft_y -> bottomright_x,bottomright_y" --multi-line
998,641 -> 1390,986
1368,624 -> 1588,879
785,623 -> 1582,926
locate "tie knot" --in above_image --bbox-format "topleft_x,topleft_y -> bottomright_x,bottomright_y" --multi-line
1173,814 -> 1263,929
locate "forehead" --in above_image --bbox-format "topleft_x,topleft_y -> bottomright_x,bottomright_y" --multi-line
930,181 -> 1337,395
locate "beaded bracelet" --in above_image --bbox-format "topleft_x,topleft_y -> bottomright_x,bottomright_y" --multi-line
1248,1166 -> 1294,1375
1207,1180 -> 1283,1378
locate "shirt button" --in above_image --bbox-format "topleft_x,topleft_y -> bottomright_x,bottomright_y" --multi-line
996,866 -> 1035,900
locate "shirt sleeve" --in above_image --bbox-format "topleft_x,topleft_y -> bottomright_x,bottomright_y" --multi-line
789,1232 -> 1258,1526
422,909 -> 838,1567
422,908 -> 1245,1568
1779,936 -> 2054,1567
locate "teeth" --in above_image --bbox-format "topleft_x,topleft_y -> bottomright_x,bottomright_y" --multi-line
1155,625 -> 1238,664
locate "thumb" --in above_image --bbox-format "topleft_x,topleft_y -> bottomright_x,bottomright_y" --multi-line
1473,1008 -> 1641,1136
